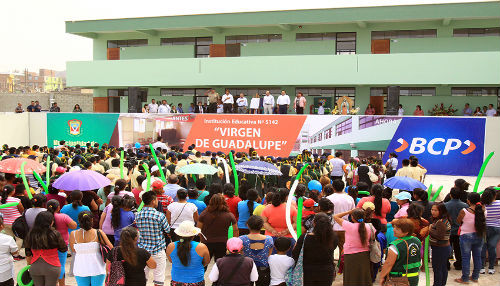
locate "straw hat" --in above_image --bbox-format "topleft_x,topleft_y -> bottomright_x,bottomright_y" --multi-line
174,221 -> 201,237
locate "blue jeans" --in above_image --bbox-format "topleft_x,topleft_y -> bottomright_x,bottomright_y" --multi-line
75,274 -> 106,286
460,233 -> 484,281
432,245 -> 451,286
481,226 -> 500,269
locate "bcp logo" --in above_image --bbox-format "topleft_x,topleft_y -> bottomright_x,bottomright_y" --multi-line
395,137 -> 476,155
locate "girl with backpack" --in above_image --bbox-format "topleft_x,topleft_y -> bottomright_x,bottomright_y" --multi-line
106,227 -> 156,286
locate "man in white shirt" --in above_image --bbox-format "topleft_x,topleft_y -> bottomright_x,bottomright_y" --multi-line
327,179 -> 355,255
385,152 -> 399,178
152,136 -> 169,151
222,89 -> 234,113
276,90 -> 290,114
236,93 -> 248,114
398,104 -> 404,116
318,102 -> 325,115
148,99 -> 159,113
486,104 -> 497,117
158,100 -> 171,114
329,151 -> 347,181
263,91 -> 275,114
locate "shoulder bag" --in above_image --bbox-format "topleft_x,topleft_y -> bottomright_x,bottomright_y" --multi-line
285,234 -> 306,286
369,225 -> 382,263
383,239 -> 410,286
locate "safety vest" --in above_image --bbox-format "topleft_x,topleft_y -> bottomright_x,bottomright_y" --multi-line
389,236 -> 421,278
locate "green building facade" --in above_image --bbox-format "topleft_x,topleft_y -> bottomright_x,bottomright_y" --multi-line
66,1 -> 500,114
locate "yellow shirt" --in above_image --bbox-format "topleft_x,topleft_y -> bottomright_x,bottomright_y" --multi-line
395,166 -> 412,177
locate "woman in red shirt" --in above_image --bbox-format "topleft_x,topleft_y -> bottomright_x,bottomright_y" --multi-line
357,184 -> 391,226
413,105 -> 425,116
223,183 -> 241,219
25,211 -> 68,286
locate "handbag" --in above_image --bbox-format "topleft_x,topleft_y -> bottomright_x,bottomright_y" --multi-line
369,225 -> 382,263
96,229 -> 111,264
383,239 -> 410,286
106,247 -> 125,286
285,234 -> 306,286
169,203 -> 188,236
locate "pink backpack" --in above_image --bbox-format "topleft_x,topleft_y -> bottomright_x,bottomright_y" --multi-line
106,247 -> 125,286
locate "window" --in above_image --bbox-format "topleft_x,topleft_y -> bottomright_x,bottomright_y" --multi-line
107,39 -> 148,48
336,33 -> 356,54
225,34 -> 282,44
161,37 -> 196,45
296,32 -> 336,41
400,87 -> 435,96
371,29 -> 437,40
226,87 -> 281,97
108,88 -> 148,97
161,88 -> 196,96
451,87 -> 499,96
297,87 -> 355,105
336,118 -> 352,136
453,28 -> 500,37
160,37 -> 212,58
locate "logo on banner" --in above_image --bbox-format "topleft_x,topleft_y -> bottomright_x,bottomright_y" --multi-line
68,119 -> 82,136
394,138 -> 476,155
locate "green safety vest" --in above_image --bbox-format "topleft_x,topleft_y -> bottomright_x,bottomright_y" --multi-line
389,236 -> 421,279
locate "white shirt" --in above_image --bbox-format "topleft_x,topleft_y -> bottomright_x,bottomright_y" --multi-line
167,202 -> 198,229
318,106 -> 325,115
329,158 -> 346,177
222,93 -> 234,104
209,258 -> 259,282
158,104 -> 171,113
0,233 -> 17,281
327,193 -> 355,231
236,97 -> 248,107
398,108 -> 404,116
217,104 -> 223,113
269,254 -> 295,285
486,109 -> 497,117
388,157 -> 399,170
263,95 -> 275,106
250,98 -> 260,109
276,94 -> 290,105
152,141 -> 169,151
148,103 -> 159,113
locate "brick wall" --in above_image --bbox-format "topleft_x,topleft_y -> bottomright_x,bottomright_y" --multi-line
0,93 -> 93,112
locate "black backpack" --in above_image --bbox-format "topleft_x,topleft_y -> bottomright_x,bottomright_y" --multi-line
12,212 -> 29,239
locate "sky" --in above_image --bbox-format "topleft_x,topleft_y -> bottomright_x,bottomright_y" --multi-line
0,0 -> 492,73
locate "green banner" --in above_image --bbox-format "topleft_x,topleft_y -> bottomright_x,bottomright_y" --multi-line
47,113 -> 119,147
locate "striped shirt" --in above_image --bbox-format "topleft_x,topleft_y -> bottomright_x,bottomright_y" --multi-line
486,200 -> 500,228
0,197 -> 21,224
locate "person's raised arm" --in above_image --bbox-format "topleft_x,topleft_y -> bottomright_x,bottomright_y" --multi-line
333,209 -> 354,226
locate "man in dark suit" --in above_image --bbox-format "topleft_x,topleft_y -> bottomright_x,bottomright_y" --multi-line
194,102 -> 205,113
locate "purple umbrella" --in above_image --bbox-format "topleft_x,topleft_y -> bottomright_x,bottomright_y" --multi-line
235,161 -> 282,176
53,170 -> 111,191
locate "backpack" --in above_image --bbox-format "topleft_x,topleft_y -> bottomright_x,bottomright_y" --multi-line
12,212 -> 29,239
106,247 -> 125,286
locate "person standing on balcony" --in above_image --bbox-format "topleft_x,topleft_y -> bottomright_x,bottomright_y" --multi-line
148,99 -> 159,113
50,102 -> 61,112
398,104 -> 404,116
222,90 -> 234,114
177,103 -> 184,113
15,103 -> 24,113
158,100 -> 171,113
236,93 -> 248,114
277,90 -> 290,114
463,103 -> 472,116
207,89 -> 219,113
34,101 -> 42,112
263,91 -> 275,114
294,92 -> 306,114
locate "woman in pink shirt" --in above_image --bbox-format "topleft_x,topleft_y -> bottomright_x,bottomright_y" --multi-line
365,104 -> 376,115
0,185 -> 24,259
334,208 -> 373,286
357,184 -> 391,225
413,105 -> 425,116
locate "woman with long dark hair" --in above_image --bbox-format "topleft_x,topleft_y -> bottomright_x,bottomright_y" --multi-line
167,189 -> 198,242
413,188 -> 434,222
198,194 -> 238,262
47,199 -> 77,286
429,203 -> 451,286
106,227 -> 156,286
106,179 -> 133,203
334,208 -> 373,285
455,192 -> 486,283
166,221 -> 210,286
357,184 -> 391,228
262,189 -> 297,240
25,193 -> 47,229
111,195 -> 135,245
480,187 -> 500,274
223,183 -> 241,218
0,185 -> 24,259
61,190 -> 91,232
293,213 -> 338,286
25,211 -> 68,286
203,183 -> 223,205
237,189 -> 261,235
99,195 -> 120,245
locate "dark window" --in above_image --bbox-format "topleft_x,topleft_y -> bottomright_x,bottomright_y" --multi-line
336,118 -> 352,136
297,87 -> 355,105
161,37 -> 196,45
371,29 -> 437,40
296,32 -> 336,41
400,87 -> 435,96
107,39 -> 148,48
451,87 -> 499,96
195,37 -> 212,58
453,27 -> 500,37
225,34 -> 282,44
336,32 -> 356,54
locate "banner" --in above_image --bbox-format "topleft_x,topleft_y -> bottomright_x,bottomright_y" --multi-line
46,113 -> 486,176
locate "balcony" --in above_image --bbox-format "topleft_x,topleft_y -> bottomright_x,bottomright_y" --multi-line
66,52 -> 500,87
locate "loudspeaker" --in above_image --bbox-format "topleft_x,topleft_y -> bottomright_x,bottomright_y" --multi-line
128,87 -> 140,113
386,86 -> 400,115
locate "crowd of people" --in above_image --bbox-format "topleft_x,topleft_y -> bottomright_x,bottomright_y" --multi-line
0,141 -> 499,286
365,103 -> 499,117
14,102 -> 83,113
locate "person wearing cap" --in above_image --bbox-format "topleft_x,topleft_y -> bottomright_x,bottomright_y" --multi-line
209,237 -> 258,285
302,199 -> 317,218
166,221 -> 210,286
151,180 -> 174,215
394,192 -> 412,219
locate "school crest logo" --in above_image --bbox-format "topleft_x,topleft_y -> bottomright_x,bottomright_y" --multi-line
68,119 -> 82,136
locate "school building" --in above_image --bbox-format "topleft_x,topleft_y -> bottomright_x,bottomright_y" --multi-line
66,1 -> 500,114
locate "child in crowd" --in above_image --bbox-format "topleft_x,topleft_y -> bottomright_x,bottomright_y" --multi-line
302,199 -> 316,218
268,237 -> 295,286
0,217 -> 18,286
